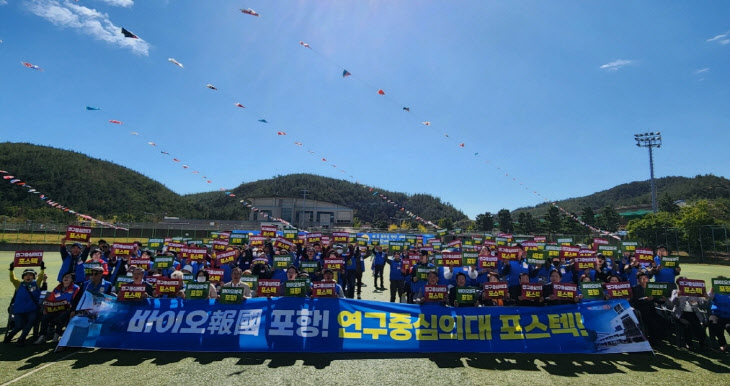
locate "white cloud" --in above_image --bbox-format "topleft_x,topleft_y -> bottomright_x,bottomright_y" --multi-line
694,68 -> 709,74
0,0 -> 8,6
96,0 -> 134,7
599,59 -> 634,72
26,0 -> 149,55
707,31 -> 730,45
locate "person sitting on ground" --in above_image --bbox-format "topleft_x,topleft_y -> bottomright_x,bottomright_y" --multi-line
414,271 -> 446,306
80,265 -> 113,296
35,272 -> 80,344
322,269 -> 346,298
669,276 -> 709,351
708,276 -> 730,352
5,262 -> 46,346
448,272 -> 478,307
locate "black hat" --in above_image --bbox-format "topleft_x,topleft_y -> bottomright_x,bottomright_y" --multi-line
22,268 -> 37,278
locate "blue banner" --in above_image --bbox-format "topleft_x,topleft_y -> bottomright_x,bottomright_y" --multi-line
60,294 -> 651,353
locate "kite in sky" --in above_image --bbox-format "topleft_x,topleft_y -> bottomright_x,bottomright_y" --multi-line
258,119 -> 268,123
85,106 -> 101,110
459,143 -> 465,147
277,131 -> 287,135
108,120 -> 123,124
173,158 -> 180,162
168,58 -> 184,68
321,158 -> 327,161
121,28 -> 139,39
147,142 -> 156,146
241,8 -> 260,17
235,103 -> 245,108
422,121 -> 431,126
294,142 -> 302,146
299,41 -> 311,48
130,132 -> 139,135
343,70 -> 351,78
206,84 -> 218,90
161,151 -> 169,155
378,89 -> 385,95
21,61 -> 42,71
403,107 -> 410,112
182,165 -> 189,169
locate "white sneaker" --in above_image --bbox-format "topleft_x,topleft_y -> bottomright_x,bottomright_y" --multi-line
33,335 -> 46,345
51,333 -> 61,343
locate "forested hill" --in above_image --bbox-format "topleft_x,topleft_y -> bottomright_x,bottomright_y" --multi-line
186,174 -> 469,226
0,143 -> 468,224
513,175 -> 730,216
0,142 -> 195,222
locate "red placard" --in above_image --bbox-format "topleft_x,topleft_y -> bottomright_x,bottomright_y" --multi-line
249,236 -> 265,247
497,246 -> 520,261
216,250 -> 237,265
559,246 -> 579,260
635,248 -> 654,263
442,251 -> 463,267
129,258 -> 151,270
401,257 -> 415,272
311,281 -> 337,297
604,282 -> 632,299
155,278 -> 181,296
13,250 -> 44,267
112,243 -> 136,258
273,237 -> 295,250
483,240 -> 497,248
482,282 -> 509,299
181,247 -> 207,261
212,239 -> 229,251
164,237 -> 173,245
446,240 -> 462,248
677,279 -> 706,297
207,268 -> 225,284
522,241 -> 539,251
320,236 -> 331,247
420,246 -> 434,252
553,283 -> 578,299
44,300 -> 71,313
521,283 -> 543,300
261,225 -> 277,238
424,285 -> 448,302
257,279 -> 281,297
332,232 -> 349,243
593,238 -> 609,250
118,284 -> 147,301
533,236 -> 547,243
145,276 -> 159,286
574,257 -> 596,270
478,255 -> 499,269
306,233 -> 322,243
167,242 -> 185,253
324,258 -> 345,270
65,225 -> 92,242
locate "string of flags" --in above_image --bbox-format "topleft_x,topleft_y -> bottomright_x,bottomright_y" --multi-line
0,170 -> 128,230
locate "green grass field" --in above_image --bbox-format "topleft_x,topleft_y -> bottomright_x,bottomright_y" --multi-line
2,251 -> 730,385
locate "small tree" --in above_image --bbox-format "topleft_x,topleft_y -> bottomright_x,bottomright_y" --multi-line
475,212 -> 494,232
497,209 -> 513,233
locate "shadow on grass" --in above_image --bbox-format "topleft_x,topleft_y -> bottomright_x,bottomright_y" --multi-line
2,341 -> 730,376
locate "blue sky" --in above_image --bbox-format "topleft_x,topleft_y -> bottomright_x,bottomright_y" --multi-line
1,0 -> 728,220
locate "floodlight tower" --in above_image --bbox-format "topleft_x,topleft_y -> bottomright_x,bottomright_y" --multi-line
634,132 -> 662,213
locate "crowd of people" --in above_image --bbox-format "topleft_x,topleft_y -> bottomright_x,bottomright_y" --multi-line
5,234 -> 730,353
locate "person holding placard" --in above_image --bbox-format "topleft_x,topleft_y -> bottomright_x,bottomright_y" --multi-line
543,270 -> 578,306
344,245 -> 365,299
708,276 -> 730,352
653,245 -> 680,289
222,268 -> 252,299
371,245 -> 386,290
34,272 -> 80,344
193,269 -> 218,299
631,272 -> 668,345
385,252 -> 406,303
669,277 -> 709,351
414,271 -> 446,306
499,244 -> 529,300
448,272 -> 479,308
80,266 -> 113,296
59,240 -> 90,284
517,273 -> 543,307
479,272 -> 509,306
6,263 -> 46,346
409,251 -> 434,304
84,248 -> 109,280
322,269 -> 346,298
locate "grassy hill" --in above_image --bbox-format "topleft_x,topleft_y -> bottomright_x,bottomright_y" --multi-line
187,173 -> 468,226
0,143 -> 466,224
513,175 -> 730,217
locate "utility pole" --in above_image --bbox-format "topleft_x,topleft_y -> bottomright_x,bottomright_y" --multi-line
634,132 -> 662,213
300,189 -> 308,229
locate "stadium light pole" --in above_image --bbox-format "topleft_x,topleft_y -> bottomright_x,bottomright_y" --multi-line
634,132 -> 662,213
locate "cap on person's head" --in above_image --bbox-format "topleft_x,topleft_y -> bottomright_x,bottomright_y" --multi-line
182,265 -> 193,273
90,265 -> 104,273
596,253 -> 605,259
22,268 -> 37,278
72,242 -> 83,249
90,248 -> 102,255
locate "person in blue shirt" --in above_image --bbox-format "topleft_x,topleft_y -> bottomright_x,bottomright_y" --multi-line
371,246 -> 386,289
80,266 -> 113,296
500,244 -> 530,299
653,245 -> 680,289
59,239 -> 90,284
5,263 -> 46,346
409,251 -> 434,304
708,276 -> 730,352
385,252 -> 405,302
344,245 -> 365,299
